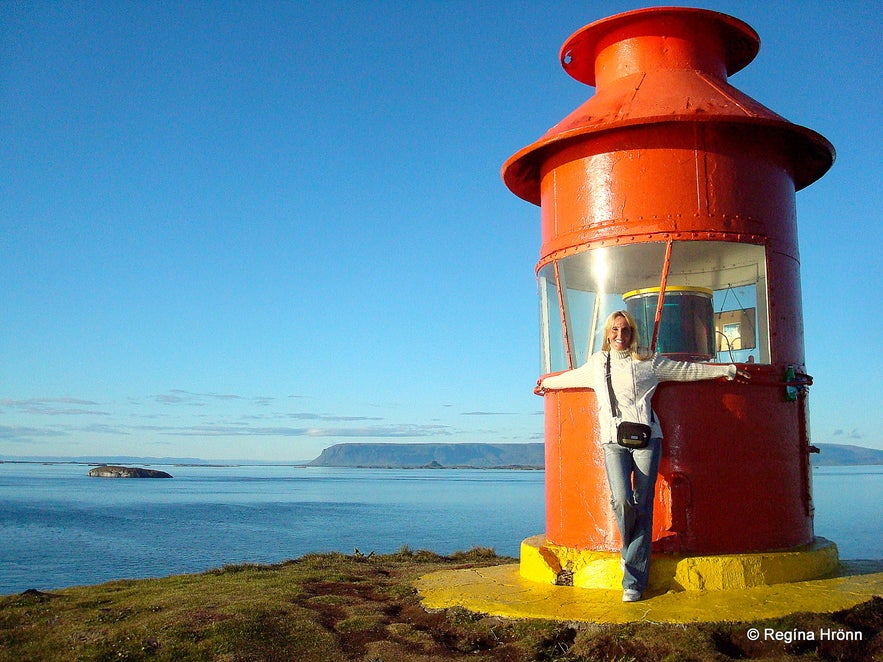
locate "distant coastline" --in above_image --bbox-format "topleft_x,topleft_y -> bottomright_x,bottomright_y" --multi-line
308,442 -> 545,470
2,442 -> 881,470
306,442 -> 883,469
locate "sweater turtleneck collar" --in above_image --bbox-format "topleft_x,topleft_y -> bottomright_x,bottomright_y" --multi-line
611,348 -> 631,360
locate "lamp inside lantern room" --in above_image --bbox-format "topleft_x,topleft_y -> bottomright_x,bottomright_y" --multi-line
539,240 -> 769,373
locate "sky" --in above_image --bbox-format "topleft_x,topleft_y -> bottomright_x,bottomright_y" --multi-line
2,1 -> 880,462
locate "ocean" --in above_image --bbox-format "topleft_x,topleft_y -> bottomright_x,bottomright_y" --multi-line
0,463 -> 879,595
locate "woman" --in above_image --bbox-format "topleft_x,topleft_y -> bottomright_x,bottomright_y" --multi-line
535,310 -> 749,602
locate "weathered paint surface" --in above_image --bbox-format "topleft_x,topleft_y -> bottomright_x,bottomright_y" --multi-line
519,535 -> 840,591
417,562 -> 883,623
544,373 -> 818,553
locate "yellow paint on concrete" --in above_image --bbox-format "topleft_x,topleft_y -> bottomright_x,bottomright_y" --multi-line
520,535 -> 840,591
416,561 -> 883,624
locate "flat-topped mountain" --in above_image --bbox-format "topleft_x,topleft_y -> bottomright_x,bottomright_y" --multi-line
810,443 -> 883,466
308,442 -> 882,469
309,443 -> 544,469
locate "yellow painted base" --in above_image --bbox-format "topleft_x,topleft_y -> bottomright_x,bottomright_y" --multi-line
520,535 -> 841,591
416,560 -> 883,624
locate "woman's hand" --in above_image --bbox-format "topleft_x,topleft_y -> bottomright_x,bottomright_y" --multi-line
734,368 -> 751,382
533,379 -> 546,396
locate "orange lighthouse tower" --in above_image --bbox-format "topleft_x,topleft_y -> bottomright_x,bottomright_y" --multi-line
504,7 -> 838,589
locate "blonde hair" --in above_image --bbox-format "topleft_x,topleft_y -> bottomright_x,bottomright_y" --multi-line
601,310 -> 649,360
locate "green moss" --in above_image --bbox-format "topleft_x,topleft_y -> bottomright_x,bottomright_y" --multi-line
0,551 -> 878,662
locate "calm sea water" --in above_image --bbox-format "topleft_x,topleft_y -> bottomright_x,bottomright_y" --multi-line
0,463 -> 879,594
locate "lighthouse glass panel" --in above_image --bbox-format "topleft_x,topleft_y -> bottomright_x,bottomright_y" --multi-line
538,264 -> 568,373
665,241 -> 769,364
538,241 -> 770,372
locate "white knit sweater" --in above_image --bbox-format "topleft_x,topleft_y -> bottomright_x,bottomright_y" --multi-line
541,349 -> 737,444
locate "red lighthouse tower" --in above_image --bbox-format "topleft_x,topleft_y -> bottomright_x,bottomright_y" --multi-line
504,7 -> 838,590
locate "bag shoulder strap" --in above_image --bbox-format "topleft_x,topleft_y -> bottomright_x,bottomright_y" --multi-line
605,352 -> 620,418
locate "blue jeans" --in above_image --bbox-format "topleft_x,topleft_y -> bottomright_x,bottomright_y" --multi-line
603,438 -> 662,593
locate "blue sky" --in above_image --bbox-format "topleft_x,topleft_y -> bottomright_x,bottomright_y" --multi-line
2,1 -> 880,461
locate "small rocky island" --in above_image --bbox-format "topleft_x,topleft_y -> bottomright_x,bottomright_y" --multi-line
87,465 -> 173,478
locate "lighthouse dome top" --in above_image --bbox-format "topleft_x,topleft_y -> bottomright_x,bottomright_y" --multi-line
559,6 -> 759,87
502,6 -> 835,205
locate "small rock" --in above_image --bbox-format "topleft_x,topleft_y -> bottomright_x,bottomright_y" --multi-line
87,465 -> 173,479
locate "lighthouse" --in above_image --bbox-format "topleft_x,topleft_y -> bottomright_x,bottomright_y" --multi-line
418,7 -> 883,620
503,6 -> 838,590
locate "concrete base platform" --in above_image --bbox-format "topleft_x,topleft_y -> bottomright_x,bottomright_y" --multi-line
416,561 -> 883,623
521,535 -> 840,591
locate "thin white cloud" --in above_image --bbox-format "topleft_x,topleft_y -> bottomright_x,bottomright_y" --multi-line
304,425 -> 450,438
461,411 -> 517,416
0,398 -> 109,416
285,413 -> 384,422
154,390 -> 267,406
0,391 -> 453,445
0,425 -> 67,439
134,423 -> 451,438
155,393 -> 199,405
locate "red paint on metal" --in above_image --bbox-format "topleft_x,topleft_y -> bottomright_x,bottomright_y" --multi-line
504,8 -> 834,555
651,240 -> 674,351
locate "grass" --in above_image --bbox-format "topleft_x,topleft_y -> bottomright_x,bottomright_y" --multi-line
0,547 -> 879,661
